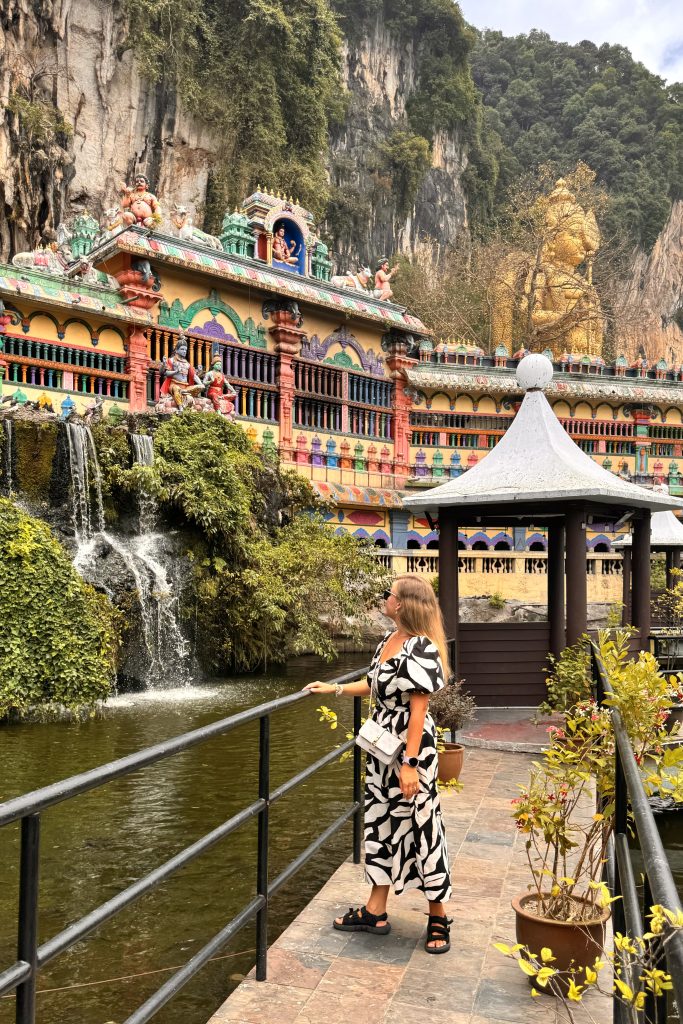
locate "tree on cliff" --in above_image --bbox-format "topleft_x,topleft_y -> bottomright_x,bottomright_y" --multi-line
470,30 -> 683,249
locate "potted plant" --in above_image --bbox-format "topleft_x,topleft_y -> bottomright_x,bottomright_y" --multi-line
429,677 -> 476,783
510,630 -> 683,980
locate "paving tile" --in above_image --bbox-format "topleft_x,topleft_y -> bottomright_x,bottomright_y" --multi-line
245,947 -> 331,989
207,980 -> 311,1023
383,1002 -> 472,1024
394,965 -> 479,1013
473,977 -> 556,1023
275,920 -> 351,957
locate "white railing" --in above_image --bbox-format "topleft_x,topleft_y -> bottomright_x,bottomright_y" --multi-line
369,550 -> 623,577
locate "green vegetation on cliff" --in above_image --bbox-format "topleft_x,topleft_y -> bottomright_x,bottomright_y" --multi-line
0,500 -> 118,719
471,31 -> 683,247
110,415 -> 388,672
124,0 -> 345,223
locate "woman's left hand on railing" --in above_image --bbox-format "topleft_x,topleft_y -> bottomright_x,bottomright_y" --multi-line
302,681 -> 337,694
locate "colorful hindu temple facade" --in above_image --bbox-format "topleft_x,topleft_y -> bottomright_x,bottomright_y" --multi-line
1,188 -> 681,602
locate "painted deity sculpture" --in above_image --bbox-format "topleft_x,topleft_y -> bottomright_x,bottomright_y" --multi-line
170,205 -> 222,250
491,178 -> 604,359
159,337 -> 204,410
330,267 -> 373,291
202,359 -> 237,418
118,174 -> 162,229
272,225 -> 298,265
374,257 -> 398,301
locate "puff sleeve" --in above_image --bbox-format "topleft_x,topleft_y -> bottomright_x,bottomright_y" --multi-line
394,635 -> 444,695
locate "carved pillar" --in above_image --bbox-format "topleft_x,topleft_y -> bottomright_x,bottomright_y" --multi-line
382,331 -> 418,486
126,327 -> 151,412
263,300 -> 306,462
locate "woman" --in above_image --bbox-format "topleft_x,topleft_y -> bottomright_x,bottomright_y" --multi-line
305,574 -> 452,953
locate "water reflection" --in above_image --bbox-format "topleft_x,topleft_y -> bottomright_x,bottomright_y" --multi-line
0,654 -> 368,1024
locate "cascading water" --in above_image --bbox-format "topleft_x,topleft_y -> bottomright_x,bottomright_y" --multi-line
1,419 -> 13,496
70,427 -> 191,690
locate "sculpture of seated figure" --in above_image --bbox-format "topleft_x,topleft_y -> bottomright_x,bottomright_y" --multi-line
118,174 -> 162,229
374,256 -> 398,301
272,225 -> 298,265
159,336 -> 204,410
202,359 -> 237,418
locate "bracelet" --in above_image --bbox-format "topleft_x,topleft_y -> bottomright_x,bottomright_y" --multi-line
334,683 -> 344,697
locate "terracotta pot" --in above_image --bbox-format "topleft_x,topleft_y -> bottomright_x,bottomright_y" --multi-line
438,742 -> 464,783
512,893 -> 610,985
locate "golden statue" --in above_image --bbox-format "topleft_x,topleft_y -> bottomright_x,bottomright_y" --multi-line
491,178 -> 604,359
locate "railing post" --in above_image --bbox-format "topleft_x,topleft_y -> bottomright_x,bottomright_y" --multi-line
255,716 -> 270,982
352,696 -> 362,864
16,814 -> 40,1024
612,745 -> 627,940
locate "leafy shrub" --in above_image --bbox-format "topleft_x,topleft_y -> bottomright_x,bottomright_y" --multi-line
0,499 -> 118,719
488,591 -> 505,609
429,678 -> 476,739
540,635 -> 592,715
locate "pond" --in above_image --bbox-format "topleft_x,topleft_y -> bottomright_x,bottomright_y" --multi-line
0,653 -> 368,1024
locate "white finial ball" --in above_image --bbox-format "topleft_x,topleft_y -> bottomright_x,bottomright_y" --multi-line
516,353 -> 553,391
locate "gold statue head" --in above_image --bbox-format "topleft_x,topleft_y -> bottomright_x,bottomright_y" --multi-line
542,178 -> 600,268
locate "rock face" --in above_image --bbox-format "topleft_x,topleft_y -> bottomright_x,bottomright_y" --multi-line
0,0 -> 220,257
0,2 -> 468,266
621,200 -> 683,366
325,21 -> 469,269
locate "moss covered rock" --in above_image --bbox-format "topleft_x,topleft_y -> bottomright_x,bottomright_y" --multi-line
13,420 -> 58,503
0,498 -> 119,718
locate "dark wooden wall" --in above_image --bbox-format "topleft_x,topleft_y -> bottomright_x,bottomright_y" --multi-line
458,623 -> 550,707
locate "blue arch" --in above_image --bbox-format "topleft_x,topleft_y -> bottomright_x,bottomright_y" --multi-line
273,217 -> 305,275
468,531 -> 491,550
588,534 -> 612,552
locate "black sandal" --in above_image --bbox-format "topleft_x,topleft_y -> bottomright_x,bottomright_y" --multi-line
425,914 -> 452,954
333,905 -> 391,935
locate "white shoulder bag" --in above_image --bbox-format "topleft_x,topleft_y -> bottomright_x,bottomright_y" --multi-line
355,659 -> 402,765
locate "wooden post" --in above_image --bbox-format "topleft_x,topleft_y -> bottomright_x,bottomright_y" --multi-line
565,508 -> 587,646
548,522 -> 565,658
632,511 -> 651,647
665,549 -> 674,591
621,547 -> 632,626
438,507 -> 459,679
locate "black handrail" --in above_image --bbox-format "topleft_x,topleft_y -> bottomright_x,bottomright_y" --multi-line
591,643 -> 683,1024
0,666 -> 369,1024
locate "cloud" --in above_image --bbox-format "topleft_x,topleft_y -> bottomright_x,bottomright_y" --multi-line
458,0 -> 683,84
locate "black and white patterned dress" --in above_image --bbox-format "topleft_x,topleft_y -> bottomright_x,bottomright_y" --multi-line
363,632 -> 452,902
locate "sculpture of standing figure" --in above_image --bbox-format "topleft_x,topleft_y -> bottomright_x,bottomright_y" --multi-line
374,256 -> 398,301
119,174 -> 162,229
159,335 -> 204,409
202,358 -> 238,418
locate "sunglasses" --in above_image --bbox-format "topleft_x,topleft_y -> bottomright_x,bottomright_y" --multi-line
382,589 -> 396,600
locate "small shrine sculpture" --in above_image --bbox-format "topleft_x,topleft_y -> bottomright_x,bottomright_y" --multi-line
118,174 -> 162,229
330,267 -> 373,291
170,204 -> 222,250
236,189 -> 330,279
154,334 -> 236,418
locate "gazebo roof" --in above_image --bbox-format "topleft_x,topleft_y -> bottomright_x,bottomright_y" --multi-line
403,355 -> 683,516
614,510 -> 683,549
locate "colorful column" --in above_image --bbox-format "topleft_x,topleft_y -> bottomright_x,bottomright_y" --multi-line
126,326 -> 151,412
263,300 -> 306,462
382,331 -> 418,485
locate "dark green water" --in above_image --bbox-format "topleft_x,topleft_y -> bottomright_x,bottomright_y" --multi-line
0,654 -> 368,1024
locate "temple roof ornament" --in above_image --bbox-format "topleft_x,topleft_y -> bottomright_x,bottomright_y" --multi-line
403,354 -> 683,514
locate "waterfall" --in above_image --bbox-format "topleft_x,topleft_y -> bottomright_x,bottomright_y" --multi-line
131,433 -> 154,466
2,419 -> 13,497
69,427 -> 191,690
66,423 -> 104,541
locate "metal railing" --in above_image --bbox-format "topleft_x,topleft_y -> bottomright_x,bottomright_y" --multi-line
591,643 -> 683,1024
0,668 -> 367,1024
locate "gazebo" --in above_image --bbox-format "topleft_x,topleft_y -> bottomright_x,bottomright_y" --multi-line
403,355 -> 683,706
614,507 -> 683,624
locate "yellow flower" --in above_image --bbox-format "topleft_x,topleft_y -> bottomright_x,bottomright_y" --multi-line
567,979 -> 584,1002
614,933 -> 637,954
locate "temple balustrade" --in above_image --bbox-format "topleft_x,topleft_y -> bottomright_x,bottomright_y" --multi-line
1,332 -> 130,400
292,358 -> 394,441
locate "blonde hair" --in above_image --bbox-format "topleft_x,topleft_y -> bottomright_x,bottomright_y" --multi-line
393,574 -> 450,679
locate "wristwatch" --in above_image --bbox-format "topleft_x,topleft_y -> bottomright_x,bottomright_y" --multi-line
402,754 -> 419,768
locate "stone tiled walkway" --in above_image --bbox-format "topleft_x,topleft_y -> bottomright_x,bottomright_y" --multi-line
209,749 -> 611,1024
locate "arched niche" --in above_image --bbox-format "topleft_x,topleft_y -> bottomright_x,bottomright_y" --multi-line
426,391 -> 454,412
456,394 -> 475,413
477,396 -> 497,414
272,217 -> 305,275
552,400 -> 571,418
26,313 -> 60,341
574,401 -> 593,420
64,319 -> 93,348
596,403 -> 614,421
665,407 -> 682,425
97,327 -> 126,353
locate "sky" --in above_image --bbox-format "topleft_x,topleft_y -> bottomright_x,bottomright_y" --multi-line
457,0 -> 683,84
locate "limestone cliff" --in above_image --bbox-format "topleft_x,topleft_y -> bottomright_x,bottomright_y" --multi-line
0,2 -> 468,267
620,200 -> 683,366
0,0 -> 220,257
324,20 -> 468,270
